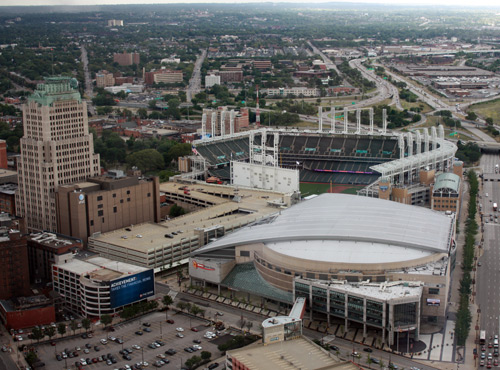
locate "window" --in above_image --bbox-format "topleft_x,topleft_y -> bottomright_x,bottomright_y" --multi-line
98,204 -> 103,209
147,192 -> 151,197
429,287 -> 440,295
113,206 -> 117,213
120,199 -> 124,203
239,251 -> 250,257
97,210 -> 103,217
112,193 -> 116,198
90,220 -> 94,226
127,198 -> 130,202
126,190 -> 130,195
97,195 -> 103,201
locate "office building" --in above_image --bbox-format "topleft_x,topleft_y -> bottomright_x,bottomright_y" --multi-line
27,232 -> 82,284
0,230 -> 30,300
205,74 -> 220,88
52,255 -> 155,317
96,70 -> 115,88
144,69 -> 183,85
56,171 -> 160,244
113,51 -> 140,66
15,77 -> 100,232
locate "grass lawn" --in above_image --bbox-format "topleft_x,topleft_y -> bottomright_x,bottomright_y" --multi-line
300,182 -> 365,196
470,98 -> 500,124
400,100 -> 433,114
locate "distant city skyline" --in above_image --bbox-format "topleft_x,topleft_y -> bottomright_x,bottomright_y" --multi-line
2,0 -> 500,7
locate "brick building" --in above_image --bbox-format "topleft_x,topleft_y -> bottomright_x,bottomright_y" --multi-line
144,69 -> 183,85
27,232 -> 82,284
96,70 -> 115,88
0,140 -> 7,169
0,230 -> 30,300
56,170 -> 161,244
113,51 -> 140,66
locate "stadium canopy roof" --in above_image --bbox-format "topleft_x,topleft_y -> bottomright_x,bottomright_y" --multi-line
192,194 -> 454,261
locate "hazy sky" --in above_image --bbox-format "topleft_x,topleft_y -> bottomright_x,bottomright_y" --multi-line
3,0 -> 500,7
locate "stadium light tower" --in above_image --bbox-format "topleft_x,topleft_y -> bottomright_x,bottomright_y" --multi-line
256,85 -> 261,127
331,107 -> 335,134
318,106 -> 323,132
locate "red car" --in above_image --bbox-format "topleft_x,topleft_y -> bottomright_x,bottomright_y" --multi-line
487,360 -> 492,368
494,359 -> 498,366
489,343 -> 493,349
166,319 -> 174,324
191,328 -> 199,332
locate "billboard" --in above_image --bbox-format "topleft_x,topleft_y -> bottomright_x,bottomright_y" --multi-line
110,270 -> 155,309
426,298 -> 440,306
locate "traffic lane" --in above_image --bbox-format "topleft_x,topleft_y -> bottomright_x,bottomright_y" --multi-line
0,352 -> 19,370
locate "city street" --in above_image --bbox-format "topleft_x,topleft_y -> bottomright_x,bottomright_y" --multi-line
478,154 -> 500,340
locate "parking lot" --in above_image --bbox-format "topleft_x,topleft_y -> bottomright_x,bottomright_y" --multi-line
36,311 -> 223,370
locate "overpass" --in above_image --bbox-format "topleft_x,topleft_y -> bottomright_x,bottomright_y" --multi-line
473,141 -> 500,153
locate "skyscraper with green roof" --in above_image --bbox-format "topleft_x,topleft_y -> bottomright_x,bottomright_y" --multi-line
16,77 -> 100,232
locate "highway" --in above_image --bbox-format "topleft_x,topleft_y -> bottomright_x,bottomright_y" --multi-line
478,154 -> 500,341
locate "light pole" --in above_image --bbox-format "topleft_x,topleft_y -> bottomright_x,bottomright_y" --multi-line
160,322 -> 163,339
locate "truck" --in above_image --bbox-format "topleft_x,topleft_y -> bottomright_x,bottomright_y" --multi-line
494,203 -> 498,212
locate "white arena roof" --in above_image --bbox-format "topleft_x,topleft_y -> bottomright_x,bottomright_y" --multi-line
193,194 -> 454,262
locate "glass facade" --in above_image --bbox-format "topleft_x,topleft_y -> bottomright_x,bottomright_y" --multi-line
394,302 -> 417,327
329,291 -> 345,317
366,300 -> 383,327
312,286 -> 327,313
347,296 -> 364,322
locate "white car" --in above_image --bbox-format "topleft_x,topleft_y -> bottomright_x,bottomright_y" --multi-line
176,327 -> 184,332
100,339 -> 108,345
80,358 -> 87,365
176,333 -> 184,338
132,344 -> 141,350
192,345 -> 202,350
108,336 -> 116,341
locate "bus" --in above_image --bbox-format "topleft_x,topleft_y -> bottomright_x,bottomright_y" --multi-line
480,330 -> 487,345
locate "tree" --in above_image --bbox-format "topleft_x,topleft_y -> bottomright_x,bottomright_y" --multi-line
486,117 -> 494,125
25,351 -> 38,366
163,295 -> 173,310
237,317 -> 246,331
31,327 -> 44,343
57,323 -> 66,337
44,326 -> 56,340
137,108 -> 148,119
466,111 -> 477,121
82,318 -> 91,332
245,321 -> 254,334
126,149 -> 165,173
69,320 -> 78,335
176,301 -> 187,311
101,314 -> 113,329
200,351 -> 211,360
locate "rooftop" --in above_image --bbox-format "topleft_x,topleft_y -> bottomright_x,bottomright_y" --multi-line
434,172 -> 460,193
300,278 -> 424,301
54,255 -> 149,282
89,181 -> 288,253
194,194 -> 454,262
228,336 -> 358,370
29,232 -> 81,249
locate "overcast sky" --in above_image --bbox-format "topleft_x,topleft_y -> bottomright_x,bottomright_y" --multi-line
2,0 -> 500,7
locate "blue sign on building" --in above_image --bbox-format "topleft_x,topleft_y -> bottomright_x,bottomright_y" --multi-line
109,270 -> 155,309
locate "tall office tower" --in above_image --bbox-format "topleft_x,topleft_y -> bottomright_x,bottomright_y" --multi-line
16,77 -> 100,232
